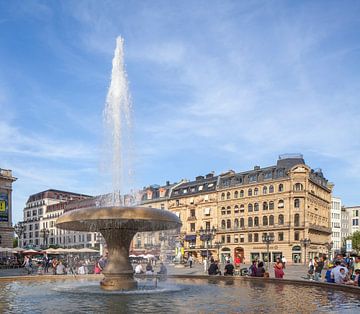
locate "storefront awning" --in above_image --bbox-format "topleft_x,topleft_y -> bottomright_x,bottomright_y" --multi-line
185,235 -> 197,241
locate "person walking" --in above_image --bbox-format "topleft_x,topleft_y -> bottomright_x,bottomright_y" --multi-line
274,258 -> 284,278
188,255 -> 194,268
281,256 -> 287,269
314,257 -> 324,281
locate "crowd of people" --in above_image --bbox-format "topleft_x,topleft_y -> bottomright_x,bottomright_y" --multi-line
308,254 -> 360,286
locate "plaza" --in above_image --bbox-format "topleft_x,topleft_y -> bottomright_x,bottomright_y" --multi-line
1,0 -> 360,312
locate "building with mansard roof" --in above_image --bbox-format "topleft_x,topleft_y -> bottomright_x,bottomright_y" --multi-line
140,155 -> 333,265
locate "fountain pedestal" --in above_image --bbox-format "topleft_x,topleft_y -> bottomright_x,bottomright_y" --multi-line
100,228 -> 138,291
56,206 -> 181,291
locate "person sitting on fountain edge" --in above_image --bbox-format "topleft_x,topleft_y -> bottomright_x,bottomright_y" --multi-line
208,259 -> 221,275
157,262 -> 167,275
224,259 -> 235,276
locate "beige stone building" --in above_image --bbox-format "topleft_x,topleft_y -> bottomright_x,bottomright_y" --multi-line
0,168 -> 17,248
215,155 -> 332,264
138,155 -> 332,265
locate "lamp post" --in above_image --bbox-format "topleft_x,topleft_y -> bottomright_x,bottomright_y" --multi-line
214,241 -> 222,262
262,233 -> 274,271
41,228 -> 50,249
199,226 -> 217,261
159,231 -> 167,262
14,222 -> 25,247
300,238 -> 311,265
325,241 -> 333,261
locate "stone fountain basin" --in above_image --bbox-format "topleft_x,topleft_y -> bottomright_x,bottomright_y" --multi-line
55,206 -> 181,232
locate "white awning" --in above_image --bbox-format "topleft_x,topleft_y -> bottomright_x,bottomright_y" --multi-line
204,207 -> 211,215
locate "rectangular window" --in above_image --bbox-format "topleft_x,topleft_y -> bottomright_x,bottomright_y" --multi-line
205,221 -> 210,230
240,235 -> 244,243
248,234 -> 253,242
190,209 -> 196,217
294,231 -> 299,241
226,235 -> 231,243
221,235 -> 225,243
234,235 -> 239,243
87,234 -> 92,242
278,232 -> 284,241
190,223 -> 195,232
249,174 -> 257,182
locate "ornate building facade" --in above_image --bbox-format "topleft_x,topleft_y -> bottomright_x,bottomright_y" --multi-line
138,155 -> 333,265
0,168 -> 17,248
19,189 -> 98,249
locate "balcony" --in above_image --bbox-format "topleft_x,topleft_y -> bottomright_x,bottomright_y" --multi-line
308,223 -> 332,234
187,216 -> 197,221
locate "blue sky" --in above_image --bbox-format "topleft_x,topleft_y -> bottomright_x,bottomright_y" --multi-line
0,1 -> 359,223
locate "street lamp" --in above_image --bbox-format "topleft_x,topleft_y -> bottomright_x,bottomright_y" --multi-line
262,233 -> 274,271
214,241 -> 222,262
14,222 -> 25,247
199,226 -> 217,261
41,228 -> 50,248
300,238 -> 311,265
325,241 -> 333,261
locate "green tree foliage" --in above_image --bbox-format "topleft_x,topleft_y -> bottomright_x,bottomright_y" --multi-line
13,238 -> 18,248
346,231 -> 360,253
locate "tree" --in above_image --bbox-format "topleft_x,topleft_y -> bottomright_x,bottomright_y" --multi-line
346,231 -> 360,253
13,238 -> 18,248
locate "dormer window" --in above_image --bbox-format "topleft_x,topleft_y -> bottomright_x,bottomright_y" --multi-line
264,172 -> 272,180
249,174 -> 257,182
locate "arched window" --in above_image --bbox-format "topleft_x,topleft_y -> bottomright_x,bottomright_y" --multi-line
263,202 -> 268,210
240,190 -> 244,197
278,214 -> 284,225
240,204 -> 245,212
221,220 -> 226,229
227,219 -> 231,229
234,191 -> 239,199
263,186 -> 268,194
254,233 -> 259,242
254,188 -> 259,196
234,218 -> 239,228
254,216 -> 259,226
294,214 -> 300,226
269,201 -> 274,210
263,216 -> 268,226
226,206 -> 231,214
278,200 -> 284,208
226,192 -> 231,200
248,204 -> 253,212
234,205 -> 239,213
269,215 -> 274,225
294,199 -> 300,208
240,218 -> 244,227
254,203 -> 259,211
269,185 -> 274,193
248,217 -> 253,227
278,184 -> 284,192
294,183 -> 303,191
221,193 -> 225,200
248,189 -> 253,196
221,207 -> 226,215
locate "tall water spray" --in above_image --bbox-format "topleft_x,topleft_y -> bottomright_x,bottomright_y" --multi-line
103,37 -> 133,206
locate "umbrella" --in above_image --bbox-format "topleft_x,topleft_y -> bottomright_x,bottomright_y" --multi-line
45,248 -> 62,254
129,254 -> 137,258
22,249 -> 40,255
12,247 -> 25,253
145,254 -> 155,259
77,248 -> 99,253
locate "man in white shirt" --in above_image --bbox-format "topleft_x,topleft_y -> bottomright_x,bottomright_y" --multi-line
331,261 -> 348,284
134,263 -> 144,274
281,256 -> 287,269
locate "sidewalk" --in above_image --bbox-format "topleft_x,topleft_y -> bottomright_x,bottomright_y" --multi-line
0,263 -> 310,281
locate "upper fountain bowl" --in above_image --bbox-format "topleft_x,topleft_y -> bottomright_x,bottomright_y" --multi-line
56,206 -> 181,232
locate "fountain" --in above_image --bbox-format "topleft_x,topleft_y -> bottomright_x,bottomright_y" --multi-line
56,37 -> 181,291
